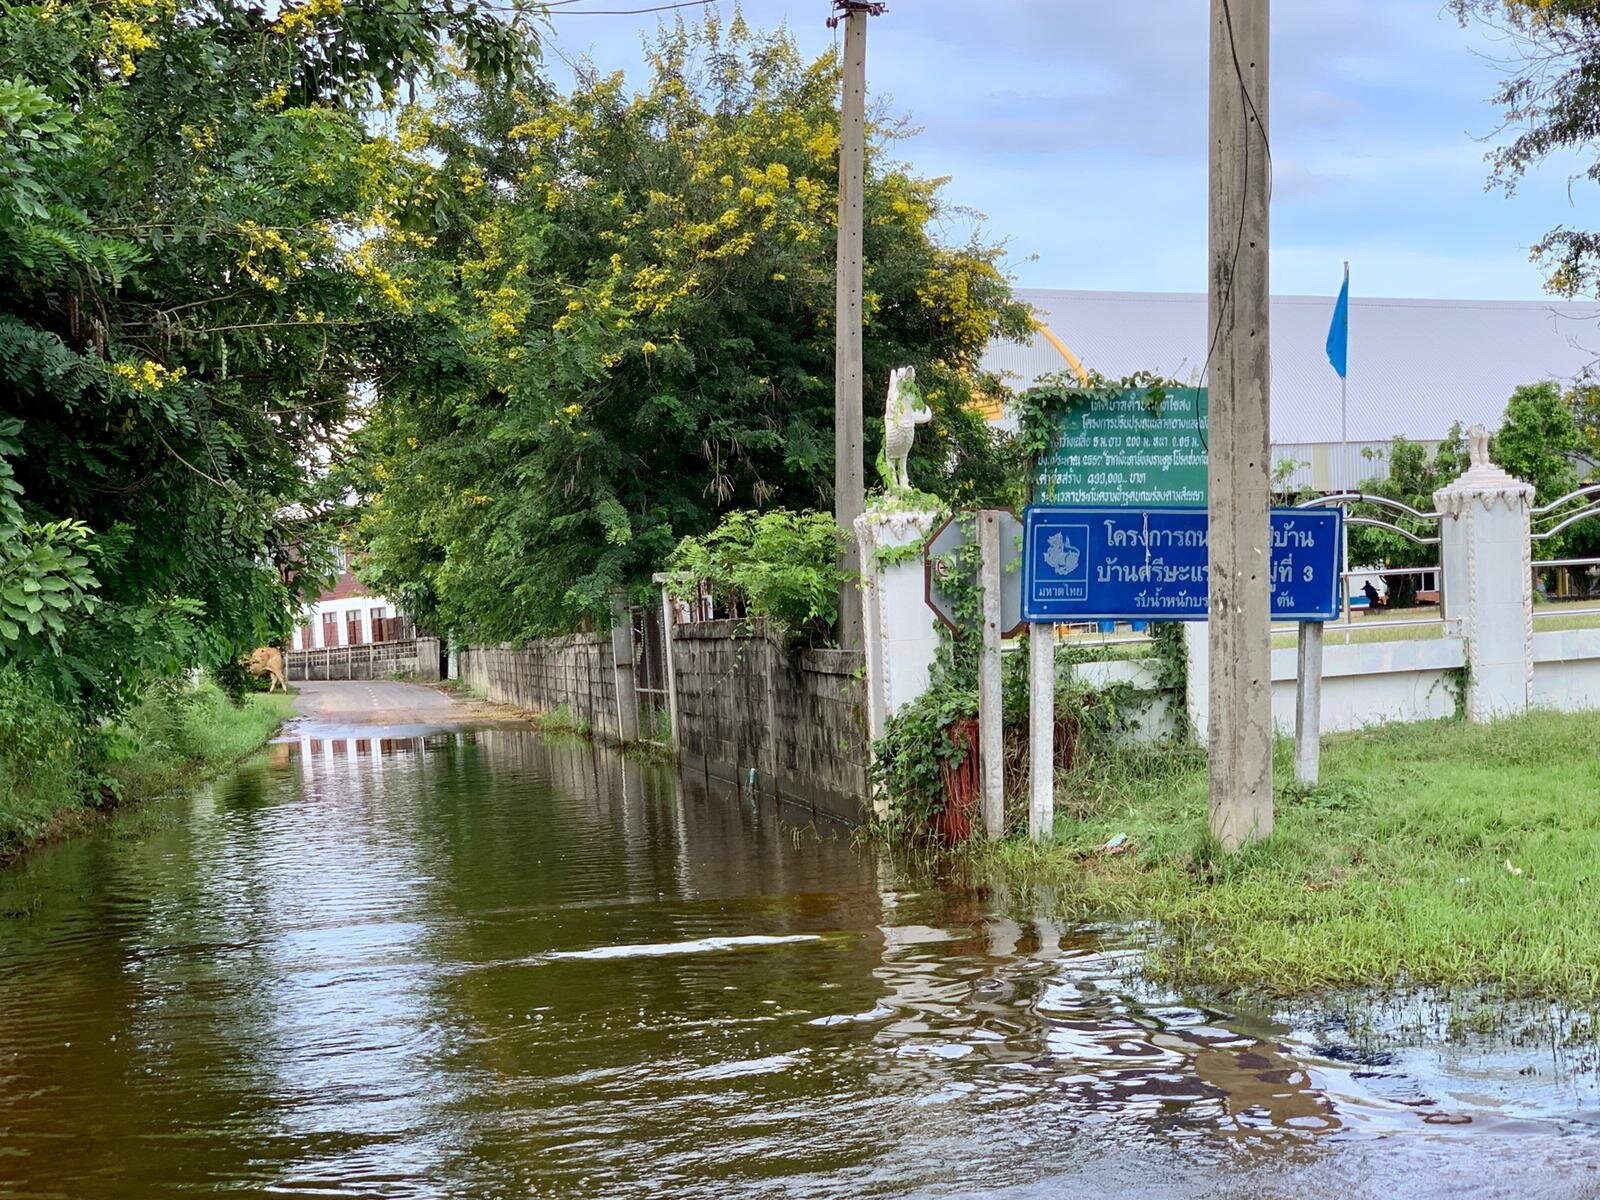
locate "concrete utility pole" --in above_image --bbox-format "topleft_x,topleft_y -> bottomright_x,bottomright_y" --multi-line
1207,0 -> 1274,850
831,1 -> 882,652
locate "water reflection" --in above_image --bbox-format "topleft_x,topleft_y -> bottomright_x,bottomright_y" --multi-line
0,724 -> 1595,1199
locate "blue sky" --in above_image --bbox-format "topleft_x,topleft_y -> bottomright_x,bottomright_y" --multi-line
543,0 -> 1588,302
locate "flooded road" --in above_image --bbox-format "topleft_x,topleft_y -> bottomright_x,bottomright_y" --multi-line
2,687 -> 1598,1198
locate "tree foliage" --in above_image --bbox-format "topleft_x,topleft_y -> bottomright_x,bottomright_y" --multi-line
351,15 -> 1031,643
666,509 -> 845,645
0,0 -> 537,713
1352,381 -> 1599,603
1453,1 -> 1600,297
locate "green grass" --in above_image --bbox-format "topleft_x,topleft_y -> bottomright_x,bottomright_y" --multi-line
531,701 -> 591,737
986,710 -> 1600,1002
1532,608 -> 1600,634
0,681 -> 292,865
108,684 -> 294,805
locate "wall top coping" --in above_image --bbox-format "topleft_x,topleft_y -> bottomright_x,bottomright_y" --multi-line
475,633 -> 603,652
798,647 -> 866,675
854,505 -> 942,551
672,618 -> 779,643
1531,625 -> 1600,663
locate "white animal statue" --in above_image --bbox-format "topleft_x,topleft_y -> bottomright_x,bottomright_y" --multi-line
882,365 -> 932,491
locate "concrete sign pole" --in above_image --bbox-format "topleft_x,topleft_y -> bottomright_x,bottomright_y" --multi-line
1207,0 -> 1274,850
1028,624 -> 1055,842
978,510 -> 1005,838
832,2 -> 875,653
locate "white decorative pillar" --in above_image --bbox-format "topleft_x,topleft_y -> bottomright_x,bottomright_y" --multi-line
1432,424 -> 1534,722
854,504 -> 942,758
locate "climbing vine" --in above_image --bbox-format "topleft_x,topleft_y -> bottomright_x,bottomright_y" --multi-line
1013,369 -> 1176,467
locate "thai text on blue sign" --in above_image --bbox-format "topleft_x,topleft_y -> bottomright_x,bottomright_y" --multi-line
1021,507 -> 1344,622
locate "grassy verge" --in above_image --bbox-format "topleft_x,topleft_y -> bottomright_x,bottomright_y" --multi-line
107,683 -> 295,806
1,680 -> 292,866
986,710 -> 1600,1001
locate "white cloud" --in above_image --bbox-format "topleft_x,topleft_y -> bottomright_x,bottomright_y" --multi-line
541,0 -> 1595,301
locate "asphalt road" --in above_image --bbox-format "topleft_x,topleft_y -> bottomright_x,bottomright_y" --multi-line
290,680 -> 464,731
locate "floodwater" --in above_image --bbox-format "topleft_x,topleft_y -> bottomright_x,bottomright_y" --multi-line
2,708 -> 1599,1198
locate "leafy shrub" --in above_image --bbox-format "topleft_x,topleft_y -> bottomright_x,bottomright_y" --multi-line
210,658 -> 271,704
0,418 -> 99,653
668,509 -> 847,645
0,666 -> 86,844
869,672 -> 978,833
870,631 -> 1147,837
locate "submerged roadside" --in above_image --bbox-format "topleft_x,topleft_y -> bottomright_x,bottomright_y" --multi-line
977,710 -> 1600,1005
0,676 -> 292,869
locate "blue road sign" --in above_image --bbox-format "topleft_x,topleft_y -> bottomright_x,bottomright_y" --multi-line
1022,507 -> 1343,622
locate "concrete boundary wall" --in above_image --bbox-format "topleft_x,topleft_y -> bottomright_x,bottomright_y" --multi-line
1081,634 -> 1466,742
459,635 -> 623,741
460,620 -> 869,821
1532,627 -> 1600,713
670,620 -> 867,823
1271,637 -> 1463,734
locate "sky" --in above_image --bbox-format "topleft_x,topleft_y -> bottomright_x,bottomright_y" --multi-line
540,0 -> 1593,303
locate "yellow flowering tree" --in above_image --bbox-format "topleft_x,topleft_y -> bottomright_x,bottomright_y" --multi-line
0,0 -> 538,711
355,15 -> 1031,641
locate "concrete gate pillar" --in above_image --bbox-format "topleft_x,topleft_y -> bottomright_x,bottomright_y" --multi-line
1433,424 -> 1535,722
854,505 -> 942,764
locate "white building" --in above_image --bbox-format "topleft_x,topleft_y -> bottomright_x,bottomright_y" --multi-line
291,552 -> 403,650
982,289 -> 1600,493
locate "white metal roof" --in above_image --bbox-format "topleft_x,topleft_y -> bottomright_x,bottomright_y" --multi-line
983,289 -> 1600,445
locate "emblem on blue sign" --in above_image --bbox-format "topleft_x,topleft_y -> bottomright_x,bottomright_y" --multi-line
1039,524 -> 1088,601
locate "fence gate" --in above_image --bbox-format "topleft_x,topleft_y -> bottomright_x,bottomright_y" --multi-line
632,605 -> 671,745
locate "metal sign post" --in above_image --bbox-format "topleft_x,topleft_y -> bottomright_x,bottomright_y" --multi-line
1294,621 -> 1323,785
977,511 -> 1005,838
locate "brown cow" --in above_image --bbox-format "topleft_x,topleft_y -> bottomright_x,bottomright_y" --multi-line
245,646 -> 288,693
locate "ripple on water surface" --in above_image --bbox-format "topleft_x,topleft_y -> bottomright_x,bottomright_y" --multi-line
0,724 -> 1597,1200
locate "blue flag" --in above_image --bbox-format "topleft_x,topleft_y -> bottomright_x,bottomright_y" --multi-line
1325,265 -> 1349,379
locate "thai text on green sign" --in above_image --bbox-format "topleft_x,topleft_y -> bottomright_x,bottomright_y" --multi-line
1032,387 -> 1208,507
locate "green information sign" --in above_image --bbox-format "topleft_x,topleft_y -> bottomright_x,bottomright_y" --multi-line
1032,387 -> 1208,507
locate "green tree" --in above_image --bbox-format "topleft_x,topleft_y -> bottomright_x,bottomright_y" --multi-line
1353,385 -> 1595,604
1348,429 -> 1468,608
0,0 -> 538,711
1497,381 -> 1600,565
1495,381 -> 1583,503
353,15 -> 1030,643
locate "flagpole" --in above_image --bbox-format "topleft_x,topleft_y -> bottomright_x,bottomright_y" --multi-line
1339,260 -> 1349,455
1340,260 -> 1350,639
